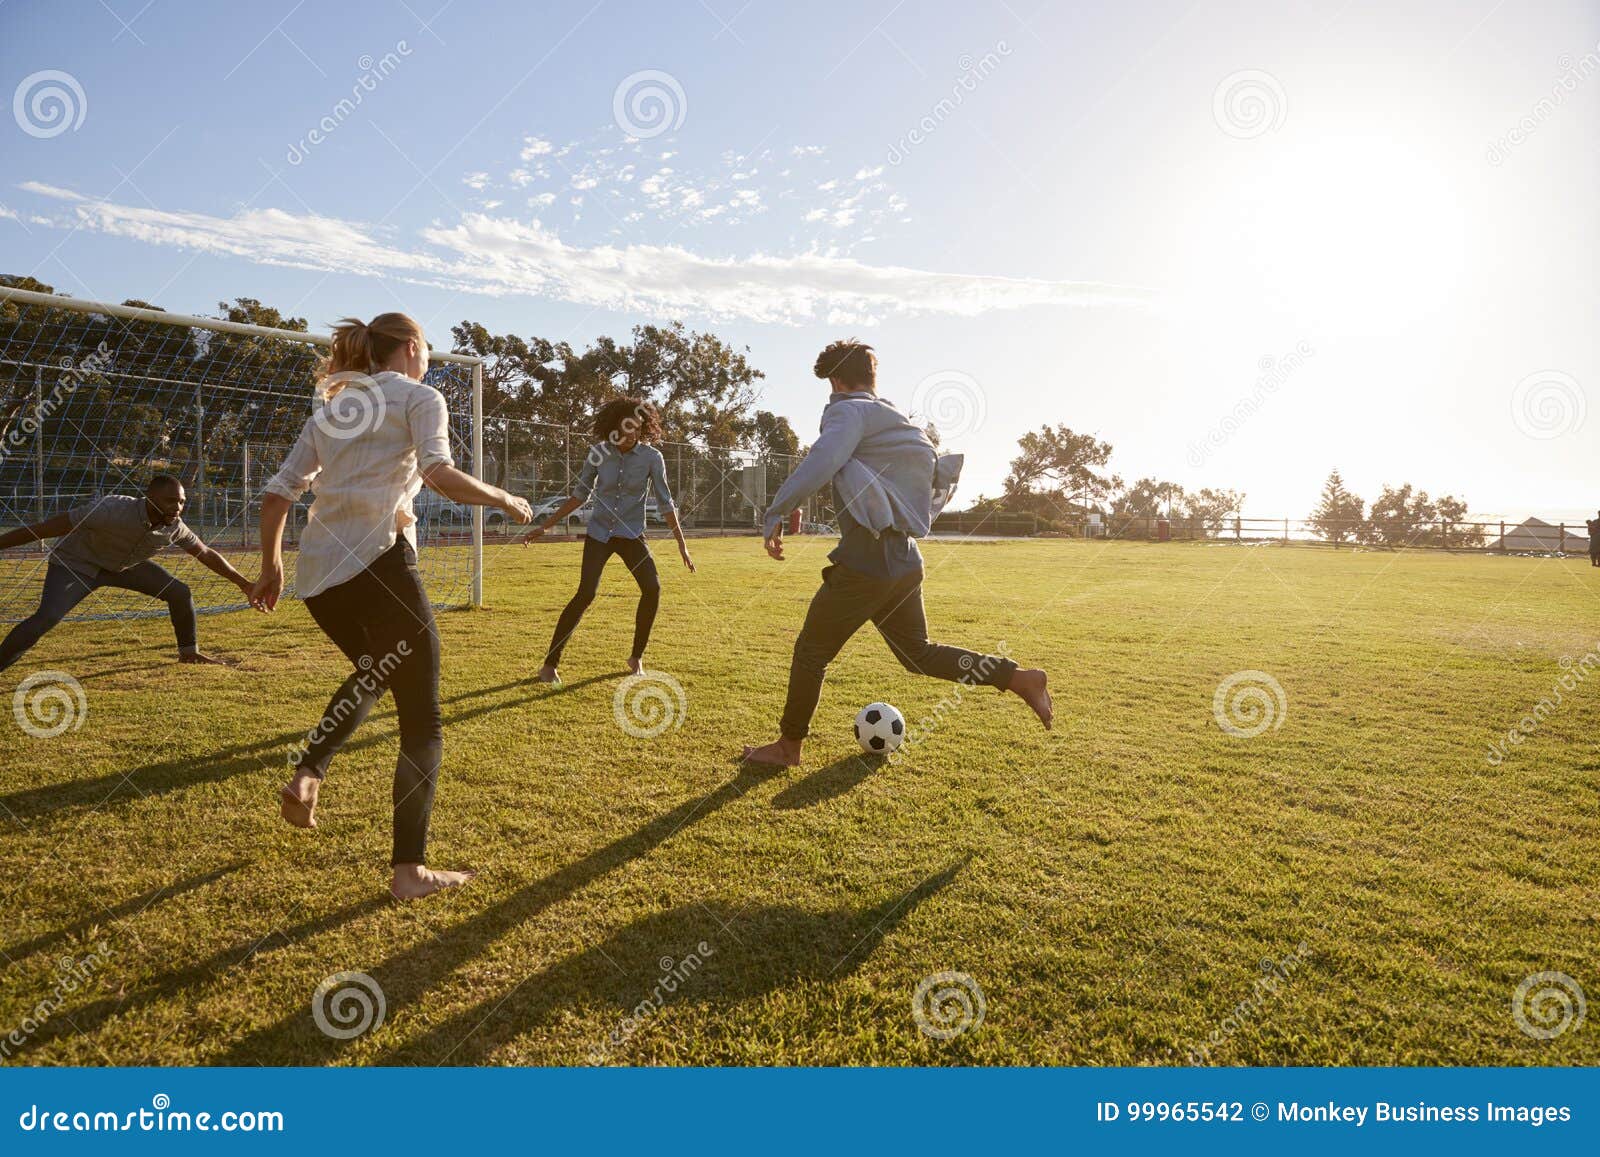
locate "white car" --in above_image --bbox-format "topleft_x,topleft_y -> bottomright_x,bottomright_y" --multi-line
530,497 -> 590,530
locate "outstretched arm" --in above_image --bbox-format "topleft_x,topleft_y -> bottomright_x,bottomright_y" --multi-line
420,462 -> 532,523
182,539 -> 255,596
250,493 -> 293,612
759,403 -> 865,560
522,494 -> 584,543
0,511 -> 74,551
665,510 -> 695,572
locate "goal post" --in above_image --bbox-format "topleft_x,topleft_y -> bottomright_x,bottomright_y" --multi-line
0,285 -> 486,626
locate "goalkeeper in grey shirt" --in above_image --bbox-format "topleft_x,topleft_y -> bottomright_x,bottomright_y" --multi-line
0,474 -> 251,671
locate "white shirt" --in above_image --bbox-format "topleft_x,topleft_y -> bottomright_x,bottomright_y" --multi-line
262,371 -> 454,599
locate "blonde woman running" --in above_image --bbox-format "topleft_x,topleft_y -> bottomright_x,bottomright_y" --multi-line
252,313 -> 531,900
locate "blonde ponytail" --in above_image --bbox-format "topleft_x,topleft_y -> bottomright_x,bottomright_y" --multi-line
319,313 -> 425,396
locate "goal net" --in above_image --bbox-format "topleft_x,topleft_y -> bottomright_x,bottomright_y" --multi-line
0,287 -> 484,627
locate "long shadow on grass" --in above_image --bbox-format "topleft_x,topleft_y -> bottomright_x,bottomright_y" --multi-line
214,759 -> 791,1065
770,753 -> 885,810
4,895 -> 389,1062
2,681 -> 538,823
0,860 -> 248,963
385,857 -> 969,1065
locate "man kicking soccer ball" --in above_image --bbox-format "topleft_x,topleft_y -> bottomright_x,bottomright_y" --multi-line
0,475 -> 250,671
741,340 -> 1052,767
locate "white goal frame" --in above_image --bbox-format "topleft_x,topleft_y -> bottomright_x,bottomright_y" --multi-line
0,286 -> 486,608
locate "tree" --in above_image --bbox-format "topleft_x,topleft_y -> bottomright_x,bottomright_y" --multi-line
1109,477 -> 1184,537
1308,469 -> 1364,545
1181,488 -> 1244,537
1001,425 -> 1118,522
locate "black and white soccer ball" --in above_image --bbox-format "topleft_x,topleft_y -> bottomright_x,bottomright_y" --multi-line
853,701 -> 905,754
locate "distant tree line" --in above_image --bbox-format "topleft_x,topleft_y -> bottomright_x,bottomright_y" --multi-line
964,423 -> 1244,536
0,274 -> 802,509
1308,469 -> 1482,548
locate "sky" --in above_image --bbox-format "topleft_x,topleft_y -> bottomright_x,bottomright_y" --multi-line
2,0 -> 1597,520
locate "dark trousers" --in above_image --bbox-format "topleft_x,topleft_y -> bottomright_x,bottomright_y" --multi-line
779,564 -> 1018,741
297,540 -> 442,867
544,534 -> 661,666
0,559 -> 197,673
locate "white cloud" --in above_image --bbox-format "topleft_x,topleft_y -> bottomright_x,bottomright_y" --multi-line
520,136 -> 553,159
17,182 -> 1150,325
463,171 -> 491,191
529,192 -> 557,207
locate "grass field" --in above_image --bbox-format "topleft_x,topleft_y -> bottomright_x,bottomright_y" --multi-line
1,536 -> 1595,1066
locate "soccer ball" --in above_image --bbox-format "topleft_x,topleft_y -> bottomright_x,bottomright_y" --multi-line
853,701 -> 905,754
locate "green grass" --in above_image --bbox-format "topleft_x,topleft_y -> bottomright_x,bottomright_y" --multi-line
1,537 -> 1596,1066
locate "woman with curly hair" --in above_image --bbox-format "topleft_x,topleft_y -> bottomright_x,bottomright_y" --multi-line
524,396 -> 695,683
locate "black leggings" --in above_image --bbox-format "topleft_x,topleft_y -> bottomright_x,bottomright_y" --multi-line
297,540 -> 442,867
544,534 -> 660,666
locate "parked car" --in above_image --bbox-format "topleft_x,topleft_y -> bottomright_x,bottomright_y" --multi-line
416,494 -> 504,527
529,497 -> 591,530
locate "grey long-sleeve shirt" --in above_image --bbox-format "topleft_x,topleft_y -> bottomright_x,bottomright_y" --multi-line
762,391 -> 938,540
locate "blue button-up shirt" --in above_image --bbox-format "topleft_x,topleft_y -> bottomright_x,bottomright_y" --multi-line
573,441 -> 676,542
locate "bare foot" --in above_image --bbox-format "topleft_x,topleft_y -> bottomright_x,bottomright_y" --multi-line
279,773 -> 320,829
537,664 -> 561,685
626,656 -> 644,675
390,864 -> 475,901
741,737 -> 803,767
1008,668 -> 1053,730
180,651 -> 236,666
